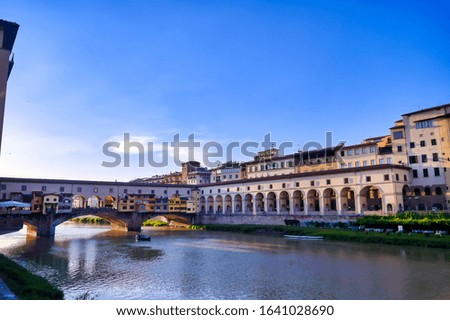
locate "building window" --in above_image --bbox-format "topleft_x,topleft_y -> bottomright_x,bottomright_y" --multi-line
421,154 -> 427,163
384,174 -> 390,181
393,131 -> 403,139
379,158 -> 385,165
269,184 -> 273,189
60,187 -> 65,192
354,149 -> 360,155
409,156 -> 418,164
423,168 -> 429,178
326,179 -> 331,185
344,178 -> 349,184
41,186 -> 47,191
363,160 -> 368,166
436,187 -> 443,195
412,169 -> 418,178
164,190 -> 167,194
295,182 -> 299,187
397,146 -> 403,152
218,189 -> 221,193
362,148 -> 367,154
340,150 -> 345,157
187,190 -> 190,194
124,189 -> 128,194
201,190 -> 204,194
247,186 -> 250,191
431,138 -> 437,146
414,188 -> 421,196
282,183 -> 286,188
236,187 -> 239,192
395,174 -> 399,181
258,185 -> 261,190
310,181 -> 315,187
347,150 -> 353,156
424,187 -> 431,196
209,189 -> 212,194
432,153 -> 439,161
21,185 -> 27,191
370,146 -> 376,153
387,158 -> 393,164
410,142 -> 415,148
371,160 -> 376,166
404,175 -> 407,181
348,162 -> 353,168
366,176 -> 371,182
235,174 -> 239,179
416,120 -> 434,129
420,140 -> 426,147
434,168 -> 440,176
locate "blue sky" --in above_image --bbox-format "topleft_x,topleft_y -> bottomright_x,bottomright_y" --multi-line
0,0 -> 449,181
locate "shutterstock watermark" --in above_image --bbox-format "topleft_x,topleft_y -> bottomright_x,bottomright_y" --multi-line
101,132 -> 345,168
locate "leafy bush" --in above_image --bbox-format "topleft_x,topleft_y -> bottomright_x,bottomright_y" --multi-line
356,212 -> 450,232
142,219 -> 168,227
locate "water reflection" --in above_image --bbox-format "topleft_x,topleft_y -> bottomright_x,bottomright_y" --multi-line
0,225 -> 449,300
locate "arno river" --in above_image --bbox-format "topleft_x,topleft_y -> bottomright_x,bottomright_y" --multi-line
0,224 -> 449,300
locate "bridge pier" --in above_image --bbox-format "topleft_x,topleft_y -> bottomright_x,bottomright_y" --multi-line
25,214 -> 56,237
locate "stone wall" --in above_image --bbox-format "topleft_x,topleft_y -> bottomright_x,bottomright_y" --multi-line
194,213 -> 359,225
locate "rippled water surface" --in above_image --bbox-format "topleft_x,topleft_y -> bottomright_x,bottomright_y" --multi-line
0,224 -> 449,299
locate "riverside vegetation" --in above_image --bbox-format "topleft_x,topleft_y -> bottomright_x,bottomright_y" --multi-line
191,212 -> 450,249
0,253 -> 64,299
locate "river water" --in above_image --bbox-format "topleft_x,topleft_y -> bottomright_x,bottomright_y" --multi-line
0,224 -> 449,300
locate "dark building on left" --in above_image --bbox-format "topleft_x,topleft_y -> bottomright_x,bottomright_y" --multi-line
0,19 -> 19,154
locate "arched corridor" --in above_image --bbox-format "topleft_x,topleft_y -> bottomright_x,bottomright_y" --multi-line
360,186 -> 382,212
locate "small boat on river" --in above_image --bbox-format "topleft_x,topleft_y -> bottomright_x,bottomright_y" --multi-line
283,235 -> 324,240
135,233 -> 151,241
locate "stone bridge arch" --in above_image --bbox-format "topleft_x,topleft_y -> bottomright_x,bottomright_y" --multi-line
23,209 -> 192,237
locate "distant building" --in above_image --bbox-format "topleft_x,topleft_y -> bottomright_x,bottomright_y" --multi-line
0,19 -> 19,154
211,161 -> 242,183
133,171 -> 183,185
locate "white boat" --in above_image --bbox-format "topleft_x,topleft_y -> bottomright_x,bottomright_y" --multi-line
283,235 -> 324,240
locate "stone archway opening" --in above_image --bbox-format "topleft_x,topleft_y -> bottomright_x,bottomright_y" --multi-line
340,187 -> 355,213
199,196 -> 206,213
307,189 -> 320,213
267,192 -> 276,213
255,193 -> 264,213
87,195 -> 103,208
244,194 -> 253,214
72,195 -> 86,209
323,188 -> 337,213
215,195 -> 223,214
279,191 -> 290,213
105,195 -> 117,209
234,194 -> 242,213
292,190 -> 304,213
207,196 -> 214,214
224,195 -> 232,213
360,186 -> 382,214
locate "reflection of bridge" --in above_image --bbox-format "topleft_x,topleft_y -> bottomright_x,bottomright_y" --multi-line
23,208 -> 193,237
